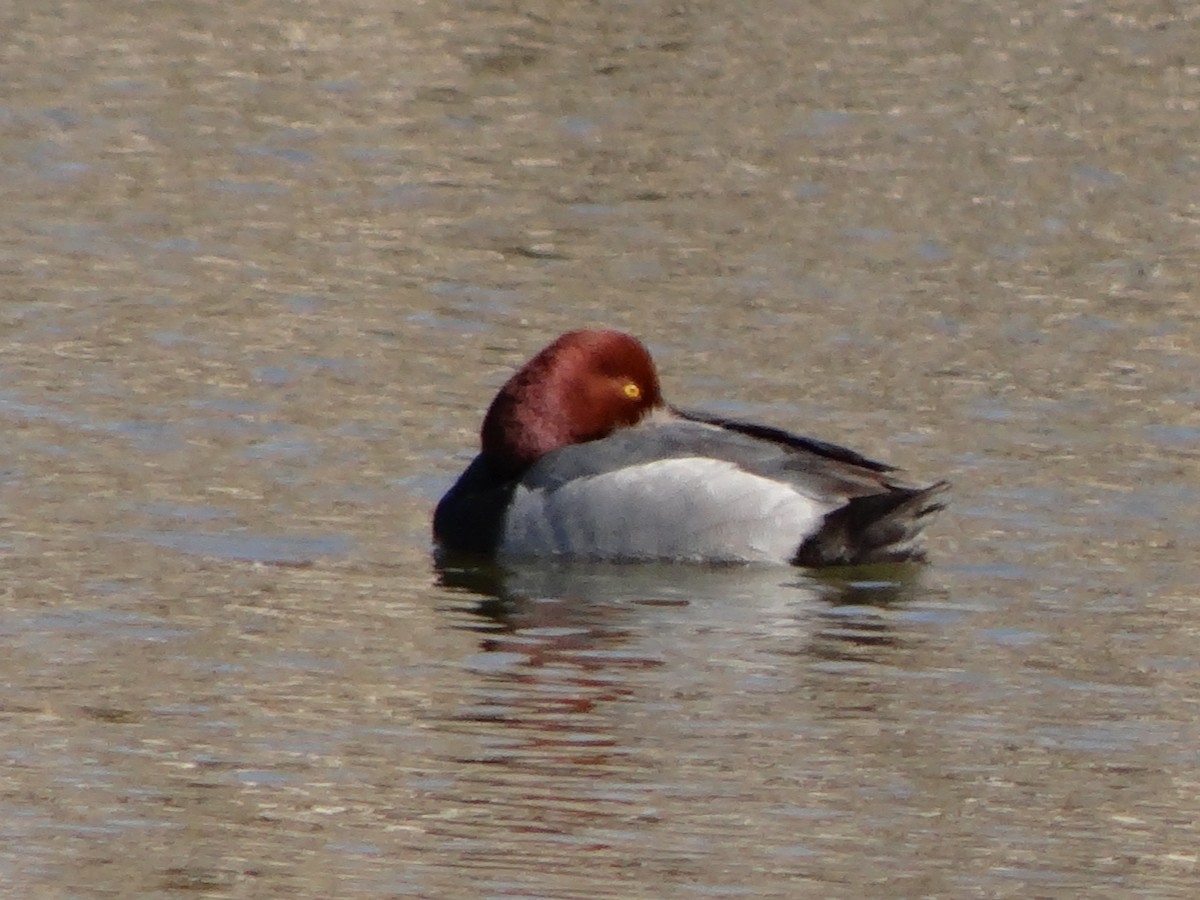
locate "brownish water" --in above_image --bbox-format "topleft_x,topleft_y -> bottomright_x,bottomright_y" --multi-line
3,1 -> 1199,896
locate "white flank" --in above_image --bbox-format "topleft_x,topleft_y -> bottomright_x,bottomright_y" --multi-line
500,457 -> 829,564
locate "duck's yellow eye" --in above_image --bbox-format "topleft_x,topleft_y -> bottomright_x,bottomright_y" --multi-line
622,381 -> 642,400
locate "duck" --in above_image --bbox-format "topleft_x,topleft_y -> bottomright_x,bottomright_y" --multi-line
434,329 -> 948,566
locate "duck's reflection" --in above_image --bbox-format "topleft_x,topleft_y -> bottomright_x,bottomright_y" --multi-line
435,556 -> 933,713
438,557 -> 923,653
426,557 -> 946,857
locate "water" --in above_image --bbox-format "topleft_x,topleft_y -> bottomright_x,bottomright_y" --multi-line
3,0 -> 1200,896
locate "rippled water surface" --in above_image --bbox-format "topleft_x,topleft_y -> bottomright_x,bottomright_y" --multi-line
3,1 -> 1200,896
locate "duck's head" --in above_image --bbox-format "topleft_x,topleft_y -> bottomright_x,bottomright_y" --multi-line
480,329 -> 665,475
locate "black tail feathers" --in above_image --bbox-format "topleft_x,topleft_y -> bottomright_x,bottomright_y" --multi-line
793,481 -> 949,567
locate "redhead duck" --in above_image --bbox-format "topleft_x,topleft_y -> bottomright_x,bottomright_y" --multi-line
434,330 -> 948,566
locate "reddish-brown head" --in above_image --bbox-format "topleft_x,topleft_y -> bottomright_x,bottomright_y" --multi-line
480,330 -> 664,475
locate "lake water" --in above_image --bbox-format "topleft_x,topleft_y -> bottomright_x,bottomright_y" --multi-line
3,0 -> 1199,896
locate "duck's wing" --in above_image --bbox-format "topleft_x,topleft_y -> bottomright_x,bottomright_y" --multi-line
674,408 -> 894,473
500,418 -> 943,564
670,411 -> 949,564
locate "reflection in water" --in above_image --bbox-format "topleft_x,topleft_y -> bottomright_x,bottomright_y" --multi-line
439,556 -> 927,668
426,559 -> 944,884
